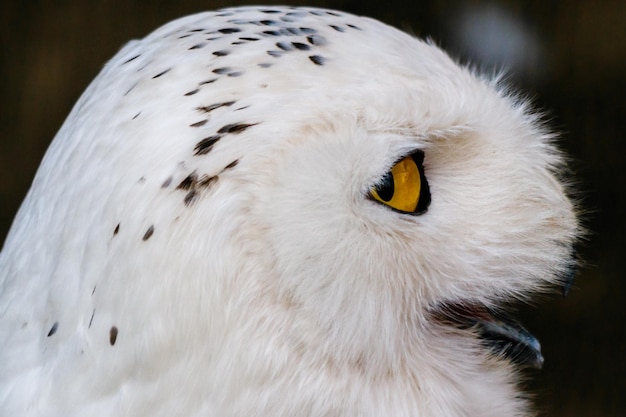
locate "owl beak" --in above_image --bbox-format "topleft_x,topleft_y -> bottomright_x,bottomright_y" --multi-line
474,309 -> 544,370
432,304 -> 544,370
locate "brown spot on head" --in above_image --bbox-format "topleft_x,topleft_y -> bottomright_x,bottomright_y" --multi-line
184,190 -> 198,206
143,225 -> 155,241
197,101 -> 235,113
194,135 -> 221,155
109,326 -> 118,345
177,172 -> 198,190
198,175 -> 218,188
217,122 -> 258,135
190,119 -> 208,128
224,159 -> 240,170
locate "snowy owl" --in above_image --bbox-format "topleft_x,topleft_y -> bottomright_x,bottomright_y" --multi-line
0,6 -> 579,417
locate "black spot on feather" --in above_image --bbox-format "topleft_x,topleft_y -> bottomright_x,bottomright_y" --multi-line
177,172 -> 198,190
292,42 -> 310,50
194,136 -> 221,155
152,68 -> 171,79
190,119 -> 208,128
307,35 -> 327,46
143,225 -> 154,241
276,42 -> 293,51
224,159 -> 239,170
198,175 -> 218,188
197,101 -> 235,113
109,326 -> 118,346
185,89 -> 200,96
218,27 -> 241,34
184,190 -> 197,206
113,224 -> 120,235
262,30 -> 282,36
212,50 -> 230,56
309,55 -> 325,65
122,54 -> 140,65
47,322 -> 59,337
284,27 -> 301,35
286,11 -> 307,17
213,67 -> 232,75
189,43 -> 206,50
217,122 -> 258,135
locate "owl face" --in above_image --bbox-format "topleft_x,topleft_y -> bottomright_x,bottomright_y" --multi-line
247,80 -> 575,358
231,27 -> 578,366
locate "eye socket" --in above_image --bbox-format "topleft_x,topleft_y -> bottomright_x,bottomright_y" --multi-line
370,150 -> 431,215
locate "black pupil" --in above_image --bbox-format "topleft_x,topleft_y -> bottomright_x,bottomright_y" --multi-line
377,171 -> 394,201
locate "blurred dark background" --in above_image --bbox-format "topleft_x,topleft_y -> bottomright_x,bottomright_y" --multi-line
1,1 -> 623,415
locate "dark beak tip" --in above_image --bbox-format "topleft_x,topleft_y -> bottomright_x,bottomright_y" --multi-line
529,352 -> 545,370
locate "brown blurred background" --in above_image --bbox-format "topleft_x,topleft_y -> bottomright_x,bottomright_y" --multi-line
1,1 -> 624,416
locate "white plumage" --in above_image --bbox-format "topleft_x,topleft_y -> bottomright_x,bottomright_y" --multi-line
0,6 -> 579,417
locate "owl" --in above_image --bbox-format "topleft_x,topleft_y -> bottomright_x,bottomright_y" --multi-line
0,6 -> 579,417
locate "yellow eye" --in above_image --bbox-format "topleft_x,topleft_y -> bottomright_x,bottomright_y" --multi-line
370,151 -> 430,215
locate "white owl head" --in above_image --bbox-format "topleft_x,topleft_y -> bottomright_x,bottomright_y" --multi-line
0,6 -> 580,417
